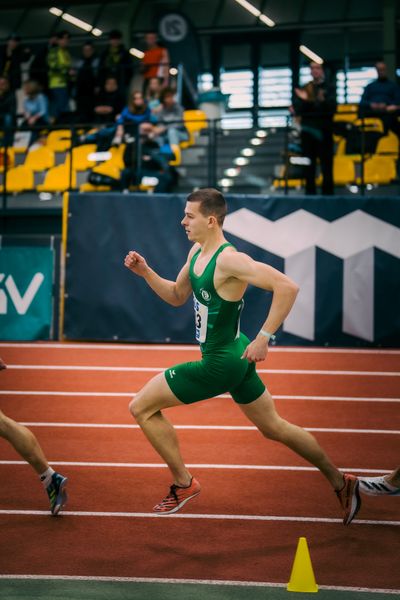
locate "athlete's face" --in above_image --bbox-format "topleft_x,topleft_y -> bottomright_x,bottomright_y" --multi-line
181,202 -> 212,243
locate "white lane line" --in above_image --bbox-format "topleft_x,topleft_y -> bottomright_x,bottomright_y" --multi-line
17,422 -> 400,435
0,509 -> 398,527
4,364 -> 400,376
1,391 -> 399,402
0,576 -> 398,596
0,460 -> 390,474
1,342 -> 399,354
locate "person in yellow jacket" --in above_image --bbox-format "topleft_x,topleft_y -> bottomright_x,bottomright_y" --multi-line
47,31 -> 74,121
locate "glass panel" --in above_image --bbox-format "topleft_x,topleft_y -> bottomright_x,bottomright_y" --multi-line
336,67 -> 375,103
259,67 -> 292,107
220,70 -> 254,109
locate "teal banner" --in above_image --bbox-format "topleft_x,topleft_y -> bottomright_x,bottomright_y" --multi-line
0,247 -> 54,340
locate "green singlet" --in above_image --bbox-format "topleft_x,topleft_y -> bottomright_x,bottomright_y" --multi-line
164,242 -> 266,404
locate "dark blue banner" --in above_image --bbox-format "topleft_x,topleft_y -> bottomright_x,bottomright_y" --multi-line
63,193 -> 400,346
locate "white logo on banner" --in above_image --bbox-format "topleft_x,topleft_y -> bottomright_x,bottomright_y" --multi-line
224,209 -> 400,341
0,273 -> 44,315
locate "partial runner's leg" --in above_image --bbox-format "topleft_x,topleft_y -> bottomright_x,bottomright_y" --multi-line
129,373 -> 192,487
0,409 -> 49,473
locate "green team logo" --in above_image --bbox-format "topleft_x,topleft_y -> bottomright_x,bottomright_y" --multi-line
201,289 -> 211,301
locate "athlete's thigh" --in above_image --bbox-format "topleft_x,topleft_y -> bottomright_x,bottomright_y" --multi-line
237,387 -> 281,429
131,372 -> 183,419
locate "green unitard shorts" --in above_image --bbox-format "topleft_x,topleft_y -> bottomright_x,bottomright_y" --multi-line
164,242 -> 266,405
165,332 -> 266,405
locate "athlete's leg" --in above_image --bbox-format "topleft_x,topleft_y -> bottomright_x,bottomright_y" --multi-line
238,389 -> 344,490
129,373 -> 192,487
0,409 -> 49,474
388,467 -> 400,487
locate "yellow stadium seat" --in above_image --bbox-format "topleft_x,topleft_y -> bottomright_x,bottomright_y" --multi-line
358,156 -> 397,185
354,118 -> 384,133
37,163 -> 76,192
24,146 -> 55,171
181,110 -> 208,148
0,166 -> 34,192
333,156 -> 356,185
376,131 -> 399,155
169,144 -> 181,166
337,104 -> 358,114
46,129 -> 71,151
71,144 -> 97,170
92,162 -> 121,179
79,183 -> 111,192
0,148 -> 14,172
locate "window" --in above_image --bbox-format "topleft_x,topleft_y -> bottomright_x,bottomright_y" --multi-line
220,69 -> 254,109
299,66 -> 311,87
198,73 -> 213,93
258,67 -> 292,107
336,67 -> 376,103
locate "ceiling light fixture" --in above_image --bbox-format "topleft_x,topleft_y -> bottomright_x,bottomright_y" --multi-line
129,48 -> 145,59
234,0 -> 275,28
299,45 -> 323,64
250,138 -> 263,146
49,7 -> 102,36
225,168 -> 240,177
256,130 -> 267,138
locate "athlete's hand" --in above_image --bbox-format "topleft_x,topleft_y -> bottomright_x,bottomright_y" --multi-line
241,335 -> 269,363
124,251 -> 149,277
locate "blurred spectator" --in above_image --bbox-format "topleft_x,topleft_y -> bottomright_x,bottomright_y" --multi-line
0,34 -> 31,91
0,76 -> 16,147
20,80 -> 49,146
146,76 -> 162,110
119,122 -> 176,192
112,90 -> 156,145
98,30 -> 133,93
29,35 -> 58,93
94,76 -> 125,124
153,87 -> 189,147
359,61 -> 400,138
47,31 -> 74,121
293,61 -> 336,195
141,32 -> 169,93
75,41 -> 100,123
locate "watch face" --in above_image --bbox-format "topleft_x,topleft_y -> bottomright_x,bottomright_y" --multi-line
159,14 -> 188,43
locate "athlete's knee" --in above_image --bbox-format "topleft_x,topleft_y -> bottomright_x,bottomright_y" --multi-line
129,394 -> 153,424
258,416 -> 289,442
0,410 -> 12,438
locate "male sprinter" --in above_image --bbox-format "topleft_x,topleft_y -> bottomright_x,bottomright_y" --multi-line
124,188 -> 360,525
0,358 -> 68,515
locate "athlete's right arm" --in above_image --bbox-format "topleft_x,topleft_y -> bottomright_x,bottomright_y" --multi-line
124,246 -> 198,307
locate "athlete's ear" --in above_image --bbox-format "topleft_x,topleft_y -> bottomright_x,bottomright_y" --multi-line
208,215 -> 217,228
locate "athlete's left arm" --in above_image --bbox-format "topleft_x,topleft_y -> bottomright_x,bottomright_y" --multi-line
218,252 -> 299,362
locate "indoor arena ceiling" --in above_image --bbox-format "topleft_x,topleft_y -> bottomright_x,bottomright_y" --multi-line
0,0 -> 393,42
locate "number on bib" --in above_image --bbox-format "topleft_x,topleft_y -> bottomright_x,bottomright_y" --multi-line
193,296 -> 208,343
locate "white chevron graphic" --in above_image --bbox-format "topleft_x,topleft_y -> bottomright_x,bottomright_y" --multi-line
224,209 -> 400,341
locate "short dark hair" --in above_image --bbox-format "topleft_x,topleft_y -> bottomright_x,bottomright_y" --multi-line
57,30 -> 70,39
109,29 -> 122,40
186,188 -> 227,226
160,87 -> 175,103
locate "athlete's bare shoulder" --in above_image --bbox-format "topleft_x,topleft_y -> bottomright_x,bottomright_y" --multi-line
187,243 -> 201,262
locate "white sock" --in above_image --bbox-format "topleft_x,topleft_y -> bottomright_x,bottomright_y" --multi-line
40,467 -> 55,488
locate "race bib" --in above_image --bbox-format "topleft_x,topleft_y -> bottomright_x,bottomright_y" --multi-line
193,295 -> 208,343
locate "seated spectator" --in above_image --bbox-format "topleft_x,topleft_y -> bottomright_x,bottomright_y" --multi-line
0,76 -> 16,147
119,122 -> 176,192
74,41 -> 99,123
94,76 -> 125,124
112,90 -> 156,144
20,80 -> 49,146
141,32 -> 169,93
359,61 -> 400,138
146,76 -> 162,111
0,34 -> 31,91
153,87 -> 189,147
292,61 -> 336,195
47,31 -> 74,122
98,30 -> 133,94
